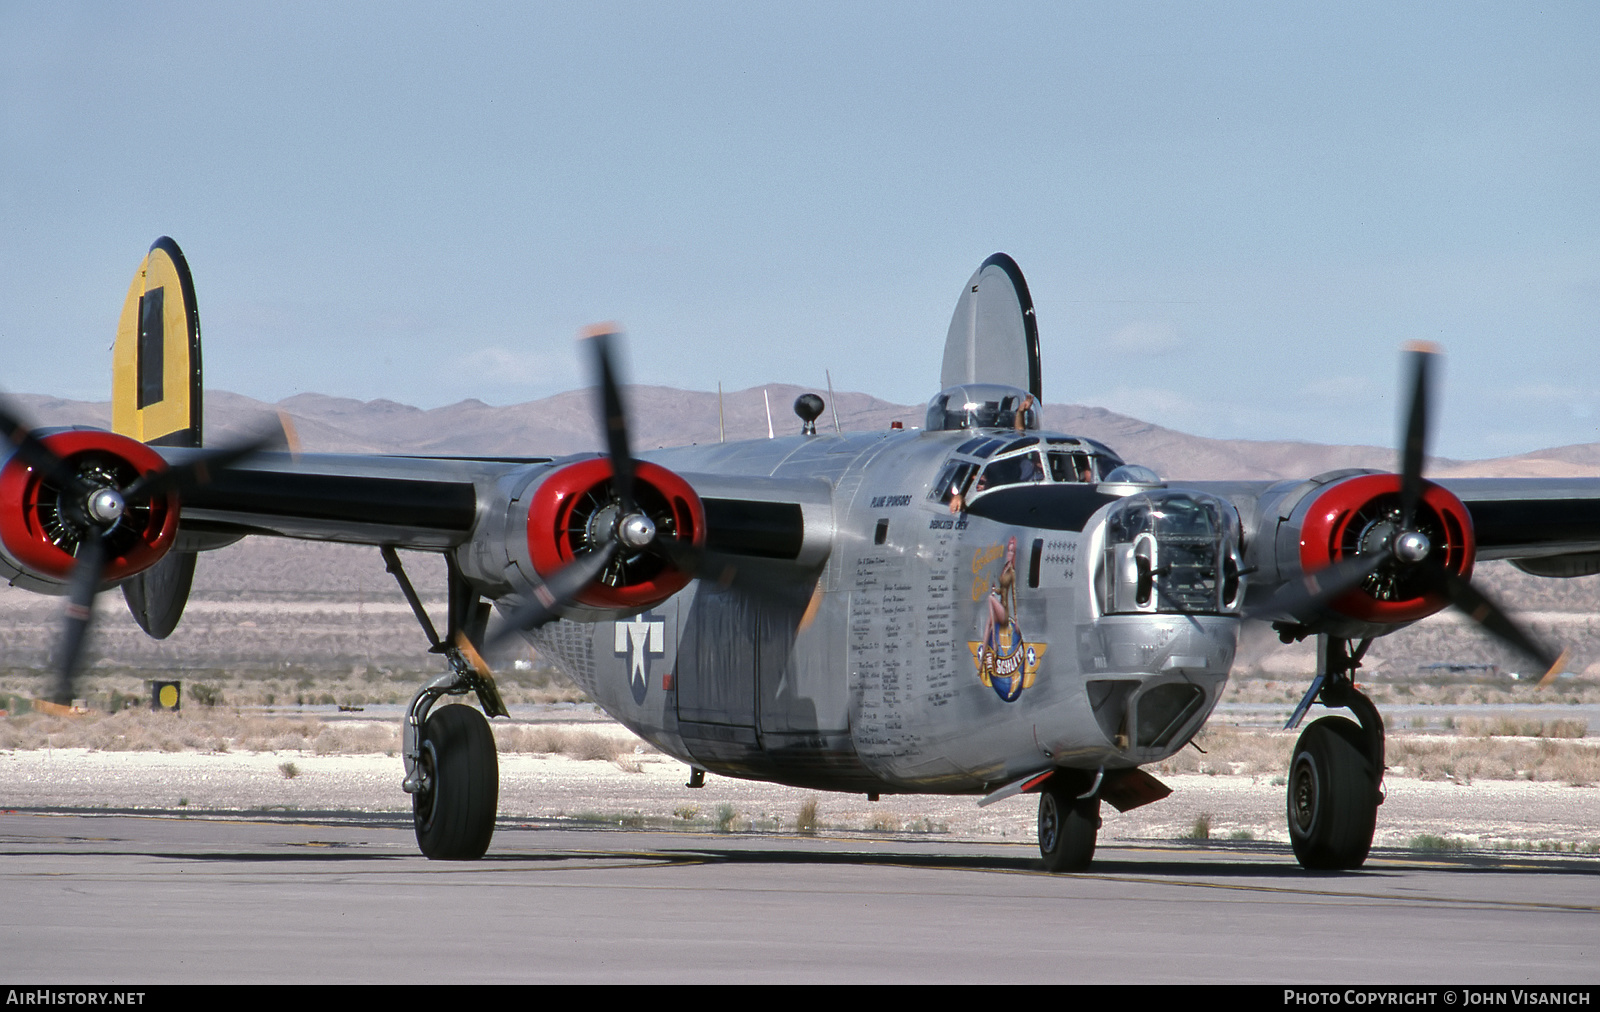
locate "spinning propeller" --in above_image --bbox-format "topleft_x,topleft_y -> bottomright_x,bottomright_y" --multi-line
0,401 -> 278,705
486,327 -> 704,647
1252,343 -> 1566,685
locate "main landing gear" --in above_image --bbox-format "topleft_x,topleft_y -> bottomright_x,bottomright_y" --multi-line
1284,636 -> 1384,871
383,547 -> 507,860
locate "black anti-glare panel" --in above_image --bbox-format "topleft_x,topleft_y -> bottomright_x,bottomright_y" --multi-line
1468,498 -> 1600,550
703,498 -> 805,559
964,484 -> 1121,532
183,471 -> 478,532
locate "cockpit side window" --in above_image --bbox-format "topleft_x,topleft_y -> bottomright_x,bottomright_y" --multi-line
976,449 -> 1045,492
1048,450 -> 1095,483
929,460 -> 978,505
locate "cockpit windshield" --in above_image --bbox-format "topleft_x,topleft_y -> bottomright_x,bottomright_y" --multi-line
1100,492 -> 1242,615
931,435 -> 1121,509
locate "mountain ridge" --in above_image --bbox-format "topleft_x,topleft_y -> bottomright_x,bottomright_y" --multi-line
14,387 -> 1600,482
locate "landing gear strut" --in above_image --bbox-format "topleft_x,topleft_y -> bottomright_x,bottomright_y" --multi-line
1037,771 -> 1101,872
1284,635 -> 1384,870
384,546 -> 508,860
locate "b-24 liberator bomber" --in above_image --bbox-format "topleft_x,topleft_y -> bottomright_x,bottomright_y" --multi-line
1,241 -> 1591,870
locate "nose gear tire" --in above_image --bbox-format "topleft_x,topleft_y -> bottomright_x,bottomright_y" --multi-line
1038,782 -> 1100,872
1287,716 -> 1377,870
413,704 -> 499,860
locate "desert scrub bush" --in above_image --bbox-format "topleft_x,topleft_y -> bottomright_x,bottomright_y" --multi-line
492,724 -> 629,761
1454,717 -> 1588,739
312,722 -> 399,755
795,796 -> 820,835
1153,728 -> 1295,777
1387,734 -> 1600,784
0,708 -> 407,755
1409,834 -> 1468,852
867,813 -> 903,833
279,761 -> 300,779
494,665 -> 591,705
715,803 -> 739,833
1183,814 -> 1212,840
188,682 -> 225,707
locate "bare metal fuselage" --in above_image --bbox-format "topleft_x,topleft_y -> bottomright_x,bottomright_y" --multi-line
530,426 -> 1240,795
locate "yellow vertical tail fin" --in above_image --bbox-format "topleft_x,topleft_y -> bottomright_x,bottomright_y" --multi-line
113,237 -> 202,640
112,237 -> 202,448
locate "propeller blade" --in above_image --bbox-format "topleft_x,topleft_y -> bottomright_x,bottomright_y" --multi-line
0,402 -> 91,498
648,533 -> 703,576
51,533 -> 108,704
585,325 -> 635,517
1435,569 -> 1566,685
122,430 -> 280,501
484,536 -> 621,651
1398,341 -> 1438,530
1245,549 -> 1394,622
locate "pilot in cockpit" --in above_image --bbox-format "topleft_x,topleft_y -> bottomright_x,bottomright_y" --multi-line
1016,450 -> 1043,483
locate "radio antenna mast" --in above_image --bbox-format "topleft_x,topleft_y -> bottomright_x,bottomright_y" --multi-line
825,369 -> 841,433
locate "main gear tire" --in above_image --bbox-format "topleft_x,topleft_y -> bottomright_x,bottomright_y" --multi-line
413,704 -> 499,860
1038,781 -> 1100,872
1287,715 -> 1377,871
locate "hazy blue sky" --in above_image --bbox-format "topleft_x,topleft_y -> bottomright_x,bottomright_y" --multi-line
3,2 -> 1597,460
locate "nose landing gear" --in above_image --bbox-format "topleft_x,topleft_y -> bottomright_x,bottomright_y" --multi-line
1037,772 -> 1102,872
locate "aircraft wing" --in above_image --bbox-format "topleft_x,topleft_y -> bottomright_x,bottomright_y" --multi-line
1197,475 -> 1600,568
165,448 -> 535,550
1438,477 -> 1600,563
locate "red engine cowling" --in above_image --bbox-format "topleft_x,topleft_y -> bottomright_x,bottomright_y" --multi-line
0,431 -> 178,590
524,457 -> 705,611
1294,473 -> 1475,624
